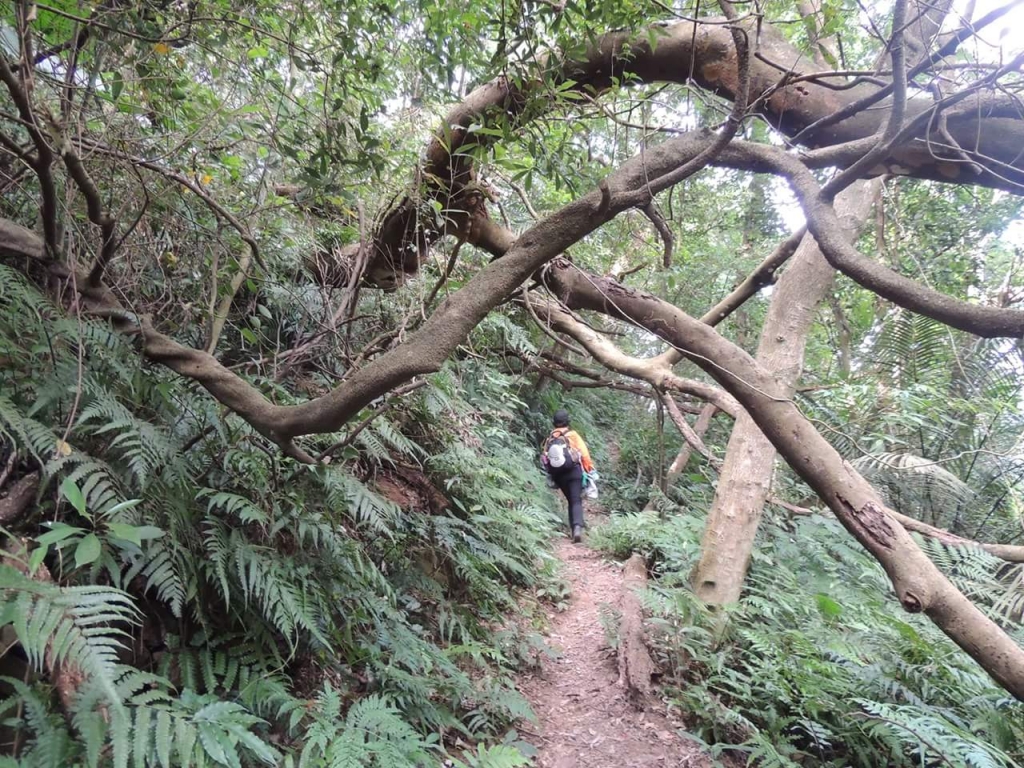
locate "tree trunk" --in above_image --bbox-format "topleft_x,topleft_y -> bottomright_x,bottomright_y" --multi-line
691,180 -> 879,605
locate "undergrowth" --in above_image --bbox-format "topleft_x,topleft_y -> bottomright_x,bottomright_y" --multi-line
0,266 -> 560,767
591,510 -> 1024,767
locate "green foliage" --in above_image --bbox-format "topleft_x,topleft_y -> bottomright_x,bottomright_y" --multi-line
593,512 -> 1024,767
801,300 -> 1024,543
297,687 -> 436,767
0,565 -> 137,706
918,537 -> 1024,628
449,742 -> 532,768
0,271 -> 545,765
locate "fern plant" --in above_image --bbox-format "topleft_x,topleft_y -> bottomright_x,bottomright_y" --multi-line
593,511 -> 1024,767
0,270 -> 546,766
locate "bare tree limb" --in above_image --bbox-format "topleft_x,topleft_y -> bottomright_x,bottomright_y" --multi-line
643,403 -> 719,513
890,510 -> 1024,564
56,136 -> 117,287
0,52 -> 58,257
77,140 -> 265,275
316,380 -> 427,463
660,392 -> 719,466
520,289 -> 587,358
712,141 -> 1024,338
532,294 -> 741,417
700,228 -> 806,326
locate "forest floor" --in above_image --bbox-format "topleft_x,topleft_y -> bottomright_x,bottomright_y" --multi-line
516,516 -> 716,767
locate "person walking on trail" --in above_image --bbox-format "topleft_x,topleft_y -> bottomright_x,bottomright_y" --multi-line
540,409 -> 595,543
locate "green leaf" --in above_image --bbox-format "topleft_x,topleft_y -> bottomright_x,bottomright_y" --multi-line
155,710 -> 173,768
28,546 -> 48,575
197,723 -> 234,768
61,477 -> 88,518
110,71 -> 124,101
107,523 -> 144,546
36,522 -> 85,547
815,593 -> 844,619
106,498 -> 144,516
75,533 -> 102,568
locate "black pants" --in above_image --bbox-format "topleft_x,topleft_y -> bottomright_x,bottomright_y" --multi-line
552,464 -> 584,529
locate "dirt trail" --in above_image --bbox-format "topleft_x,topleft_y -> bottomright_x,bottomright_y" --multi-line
518,528 -> 713,767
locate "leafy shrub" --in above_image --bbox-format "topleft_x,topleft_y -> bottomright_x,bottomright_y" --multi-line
0,267 -> 555,766
593,511 -> 1024,767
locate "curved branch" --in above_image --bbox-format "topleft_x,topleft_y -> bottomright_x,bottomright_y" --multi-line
660,392 -> 718,465
1,127 -> 728,447
788,0 -> 1021,147
543,260 -> 1024,699
642,202 -> 674,269
76,142 -> 264,291
532,293 -> 741,417
57,137 -> 117,286
0,53 -> 58,257
366,10 -> 1024,289
520,289 -> 586,357
714,142 -> 1024,338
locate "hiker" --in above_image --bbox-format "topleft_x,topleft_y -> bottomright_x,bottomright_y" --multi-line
541,409 -> 595,543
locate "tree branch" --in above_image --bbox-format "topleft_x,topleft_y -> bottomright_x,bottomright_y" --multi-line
700,228 -> 806,326
532,292 -> 741,417
56,135 -> 117,286
660,392 -> 719,466
360,9 -> 1024,290
641,202 -> 674,269
713,141 -> 1024,338
0,52 -> 58,257
543,260 -> 1024,699
1,127 -> 730,448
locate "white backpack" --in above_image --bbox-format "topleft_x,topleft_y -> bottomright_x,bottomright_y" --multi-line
543,432 -> 580,473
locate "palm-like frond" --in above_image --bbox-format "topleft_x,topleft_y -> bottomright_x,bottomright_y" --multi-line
852,452 -> 976,524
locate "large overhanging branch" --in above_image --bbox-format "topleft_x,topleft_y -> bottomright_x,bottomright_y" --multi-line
540,260 -> 1024,699
530,294 -> 741,417
0,129 -> 727,453
712,142 -> 1024,338
357,8 -> 1024,289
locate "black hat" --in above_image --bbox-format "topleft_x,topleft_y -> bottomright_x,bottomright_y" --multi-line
553,409 -> 569,427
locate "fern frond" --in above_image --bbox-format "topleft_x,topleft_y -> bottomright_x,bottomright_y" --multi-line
0,564 -> 139,706
852,452 -> 975,523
